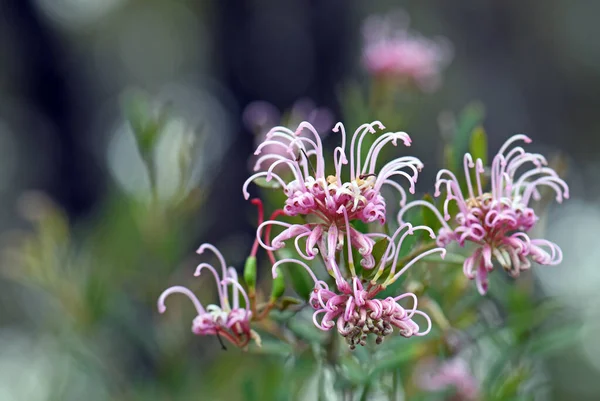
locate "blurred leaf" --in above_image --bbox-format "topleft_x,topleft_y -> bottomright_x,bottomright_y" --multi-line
421,194 -> 442,237
362,236 -> 391,281
340,355 -> 366,385
482,347 -> 521,394
443,143 -> 455,171
529,324 -> 581,356
340,81 -> 370,130
371,343 -> 423,375
278,296 -> 302,311
122,90 -> 170,160
287,318 -> 326,344
253,177 -> 282,189
276,249 -> 313,300
452,102 -> 485,170
489,366 -> 528,401
251,339 -> 294,357
242,376 -> 259,401
422,252 -> 465,265
469,125 -> 488,165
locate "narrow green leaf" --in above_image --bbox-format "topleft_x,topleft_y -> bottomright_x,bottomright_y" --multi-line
453,102 -> 485,169
362,236 -> 390,280
529,324 -> 581,356
469,125 -> 488,165
421,193 -> 442,236
253,176 -> 282,189
340,355 -> 366,385
276,249 -> 314,300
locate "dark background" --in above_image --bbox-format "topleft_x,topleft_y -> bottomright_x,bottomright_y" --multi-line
1,0 -> 599,399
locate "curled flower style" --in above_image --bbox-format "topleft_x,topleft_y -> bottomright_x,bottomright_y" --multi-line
243,120 -> 422,287
362,11 -> 452,92
399,135 -> 569,294
271,224 -> 445,349
158,244 -> 255,348
415,357 -> 480,401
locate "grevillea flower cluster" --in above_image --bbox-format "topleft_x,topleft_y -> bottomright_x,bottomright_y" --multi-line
362,11 -> 452,91
158,244 -> 255,348
399,135 -> 569,294
244,120 -> 423,288
242,120 -> 447,348
158,115 -> 567,353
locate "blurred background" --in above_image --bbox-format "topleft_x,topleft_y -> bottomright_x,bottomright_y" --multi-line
0,0 -> 598,400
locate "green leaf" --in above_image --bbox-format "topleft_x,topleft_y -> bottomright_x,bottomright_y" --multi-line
421,194 -> 442,236
253,176 -> 282,189
122,90 -> 169,159
490,367 -> 528,401
362,236 -> 391,280
287,319 -> 326,344
452,102 -> 485,170
276,249 -> 314,300
529,324 -> 581,356
469,125 -> 488,165
422,252 -> 465,265
340,355 -> 366,385
278,296 -> 302,310
371,345 -> 421,375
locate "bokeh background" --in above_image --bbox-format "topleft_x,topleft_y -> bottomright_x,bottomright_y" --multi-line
0,0 -> 598,400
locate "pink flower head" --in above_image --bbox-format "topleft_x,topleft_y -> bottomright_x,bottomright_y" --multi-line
243,120 -> 422,289
399,135 -> 569,295
362,11 -> 452,92
416,357 -> 480,400
270,223 -> 445,349
158,244 -> 254,348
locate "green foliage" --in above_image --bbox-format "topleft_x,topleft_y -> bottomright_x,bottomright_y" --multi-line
275,249 -> 314,299
469,125 -> 488,165
451,102 -> 486,171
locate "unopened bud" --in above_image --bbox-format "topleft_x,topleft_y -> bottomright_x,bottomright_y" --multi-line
270,267 -> 285,301
244,256 -> 257,291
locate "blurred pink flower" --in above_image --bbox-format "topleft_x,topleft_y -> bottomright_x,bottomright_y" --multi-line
243,120 -> 422,289
399,135 -> 569,295
362,11 -> 452,92
243,98 -> 334,135
416,357 -> 480,400
158,244 -> 253,348
244,99 -> 334,175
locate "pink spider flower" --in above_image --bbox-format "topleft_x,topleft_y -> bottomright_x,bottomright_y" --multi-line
415,357 -> 480,401
158,244 -> 256,348
362,11 -> 452,92
270,223 -> 445,349
243,120 -> 422,290
398,135 -> 569,295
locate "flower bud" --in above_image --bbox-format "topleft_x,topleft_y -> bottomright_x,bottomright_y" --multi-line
270,267 -> 285,301
243,256 -> 257,291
